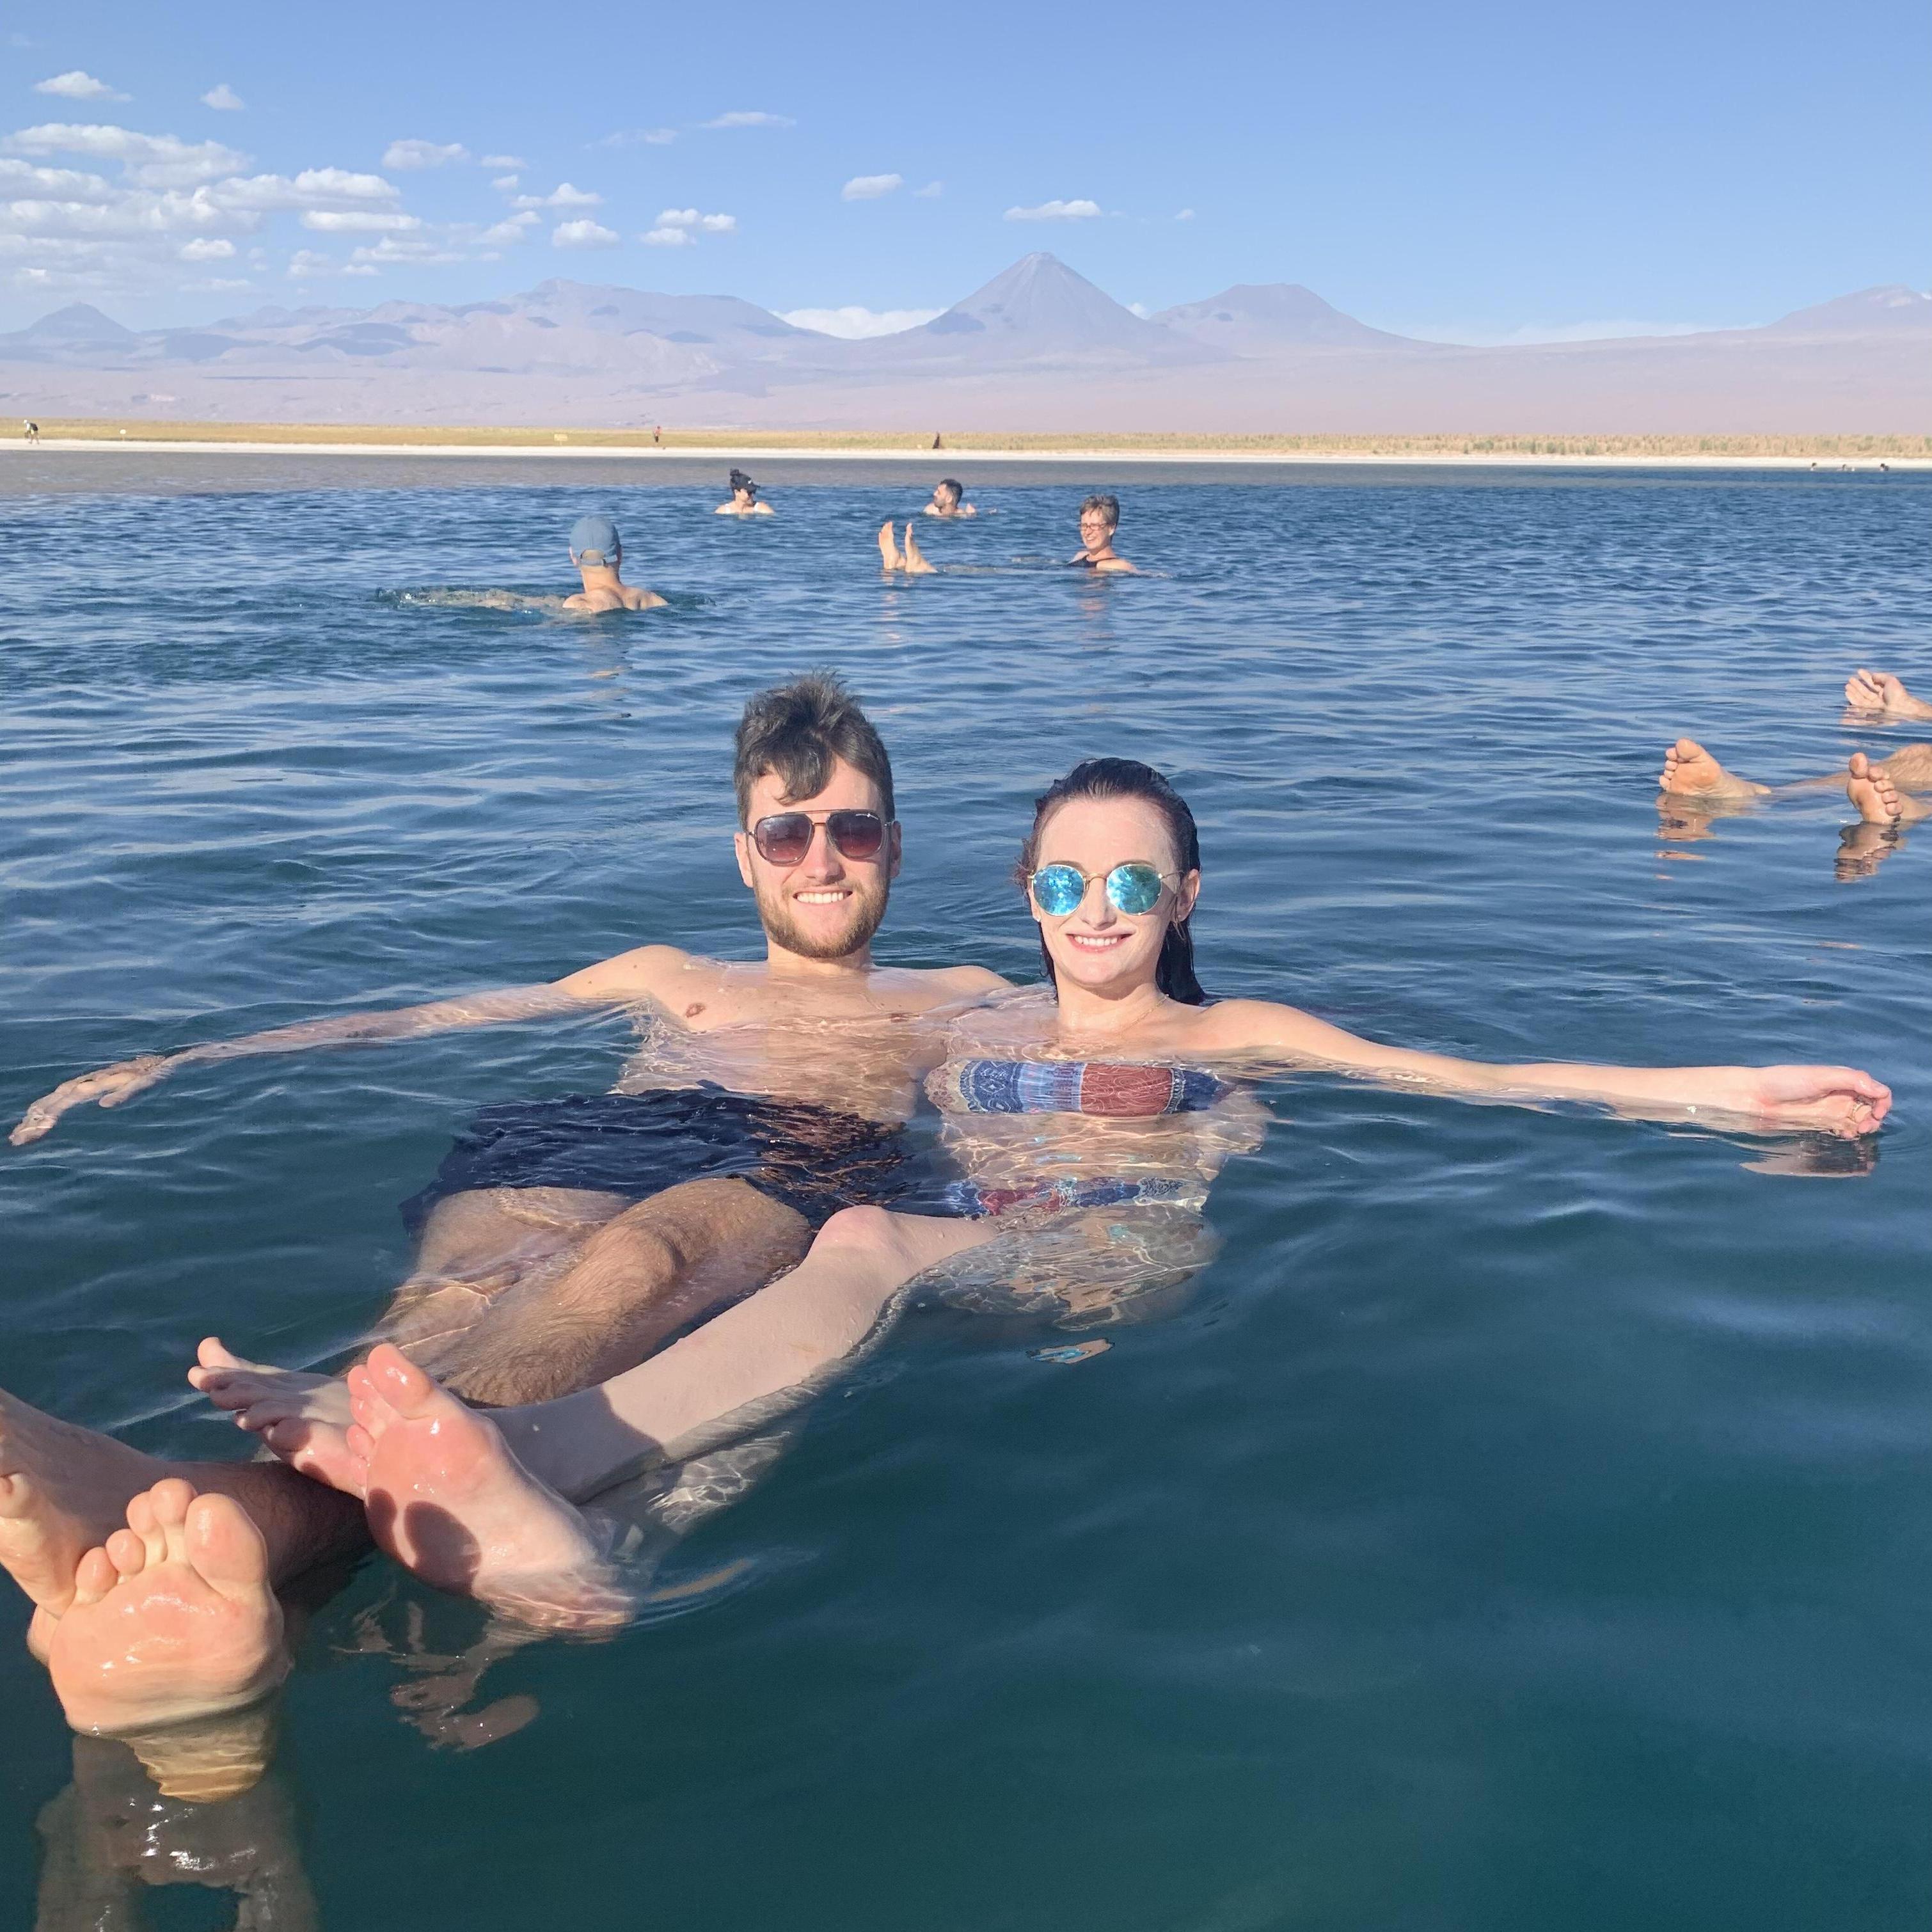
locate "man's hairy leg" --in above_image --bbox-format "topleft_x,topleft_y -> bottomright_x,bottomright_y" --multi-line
194,1176 -> 814,1429
407,1178 -> 813,1405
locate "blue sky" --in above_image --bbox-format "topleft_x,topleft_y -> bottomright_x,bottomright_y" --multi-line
1,0 -> 1923,337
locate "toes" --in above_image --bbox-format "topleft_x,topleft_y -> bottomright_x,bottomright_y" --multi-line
1849,752 -> 1871,778
197,1336 -> 248,1371
367,1343 -> 440,1420
70,1546 -> 117,1608
106,1526 -> 146,1576
185,1493 -> 271,1599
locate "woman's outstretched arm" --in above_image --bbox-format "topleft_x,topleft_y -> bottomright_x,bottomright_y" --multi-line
1196,999 -> 1891,1139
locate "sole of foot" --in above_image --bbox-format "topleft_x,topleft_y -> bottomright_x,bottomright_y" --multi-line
1658,738 -> 1768,802
351,1345 -> 629,1633
47,1478 -> 287,1741
1848,751 -> 1928,826
1,1388 -> 164,1618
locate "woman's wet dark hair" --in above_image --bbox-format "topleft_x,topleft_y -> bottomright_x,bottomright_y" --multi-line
1015,757 -> 1207,1004
729,468 -> 756,493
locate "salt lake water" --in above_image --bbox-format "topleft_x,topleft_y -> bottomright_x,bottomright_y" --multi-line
2,456 -> 1928,1928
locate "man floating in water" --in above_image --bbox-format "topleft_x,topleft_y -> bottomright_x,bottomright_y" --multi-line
562,514 -> 666,613
3,675 -> 1006,1752
715,469 -> 774,516
1070,493 -> 1136,573
922,478 -> 976,519
877,521 -> 937,574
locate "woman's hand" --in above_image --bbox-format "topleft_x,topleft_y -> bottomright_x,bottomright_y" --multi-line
1699,1065 -> 1893,1138
10,1054 -> 173,1145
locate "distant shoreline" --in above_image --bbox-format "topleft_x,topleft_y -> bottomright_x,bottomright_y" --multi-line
6,432 -> 1929,471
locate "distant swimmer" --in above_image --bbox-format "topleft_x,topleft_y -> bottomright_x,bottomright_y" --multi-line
715,468 -> 774,516
562,514 -> 666,613
922,477 -> 976,519
878,521 -> 936,574
1070,493 -> 1136,573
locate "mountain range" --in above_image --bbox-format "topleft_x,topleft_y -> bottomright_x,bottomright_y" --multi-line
1,253 -> 1926,433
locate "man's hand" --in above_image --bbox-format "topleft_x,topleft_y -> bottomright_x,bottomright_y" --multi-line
1844,669 -> 1930,719
10,1054 -> 173,1145
1711,1065 -> 1892,1139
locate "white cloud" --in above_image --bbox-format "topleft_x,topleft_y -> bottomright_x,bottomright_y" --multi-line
478,210 -> 539,244
0,157 -> 116,202
178,236 -> 235,260
479,152 -> 524,169
5,123 -> 248,188
1175,207 -> 1195,221
654,207 -> 735,233
491,174 -> 519,191
596,127 -> 676,148
1127,301 -> 1151,318
841,173 -> 901,202
213,168 -> 399,211
201,83 -> 244,111
383,138 -> 470,170
350,235 -> 463,264
511,181 -> 601,209
1004,198 -> 1102,221
640,225 -> 691,247
552,218 -> 618,249
35,71 -> 127,102
779,305 -> 942,338
300,209 -> 422,233
186,276 -> 249,290
914,180 -> 942,198
703,110 -> 793,129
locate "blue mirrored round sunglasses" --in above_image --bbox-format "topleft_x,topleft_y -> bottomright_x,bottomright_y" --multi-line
1028,861 -> 1173,918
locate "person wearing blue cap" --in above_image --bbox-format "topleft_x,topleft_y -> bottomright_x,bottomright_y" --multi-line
564,514 -> 665,612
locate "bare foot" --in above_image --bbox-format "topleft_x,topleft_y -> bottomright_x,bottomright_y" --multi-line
0,1388 -> 168,1617
877,519 -> 903,572
347,1345 -> 628,1631
901,523 -> 936,574
1845,668 -> 1932,720
1847,751 -> 1931,825
187,1339 -> 360,1492
1657,738 -> 1770,802
45,1479 -> 286,1740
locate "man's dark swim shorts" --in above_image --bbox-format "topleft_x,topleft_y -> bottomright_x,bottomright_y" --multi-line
401,1085 -> 913,1236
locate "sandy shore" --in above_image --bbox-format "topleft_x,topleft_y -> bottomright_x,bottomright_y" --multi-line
4,438 -> 1927,469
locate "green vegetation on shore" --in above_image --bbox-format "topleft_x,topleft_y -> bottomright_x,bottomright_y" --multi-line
17,420 -> 1932,459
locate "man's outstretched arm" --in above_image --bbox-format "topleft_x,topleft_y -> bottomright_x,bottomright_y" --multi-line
10,944 -> 689,1146
1198,1001 -> 1892,1140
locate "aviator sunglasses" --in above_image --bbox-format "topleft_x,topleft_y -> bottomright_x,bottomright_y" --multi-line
1028,860 -> 1178,918
750,809 -> 890,866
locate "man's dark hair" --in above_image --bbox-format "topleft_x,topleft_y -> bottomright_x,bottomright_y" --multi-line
734,672 -> 894,825
1079,493 -> 1120,528
937,477 -> 963,498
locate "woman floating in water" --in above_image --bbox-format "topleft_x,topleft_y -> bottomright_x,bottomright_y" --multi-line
181,759 -> 1890,1633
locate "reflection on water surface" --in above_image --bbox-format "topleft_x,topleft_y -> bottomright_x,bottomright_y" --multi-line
3,464 -> 1929,1931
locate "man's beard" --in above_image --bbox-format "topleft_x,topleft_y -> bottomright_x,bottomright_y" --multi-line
755,879 -> 889,961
